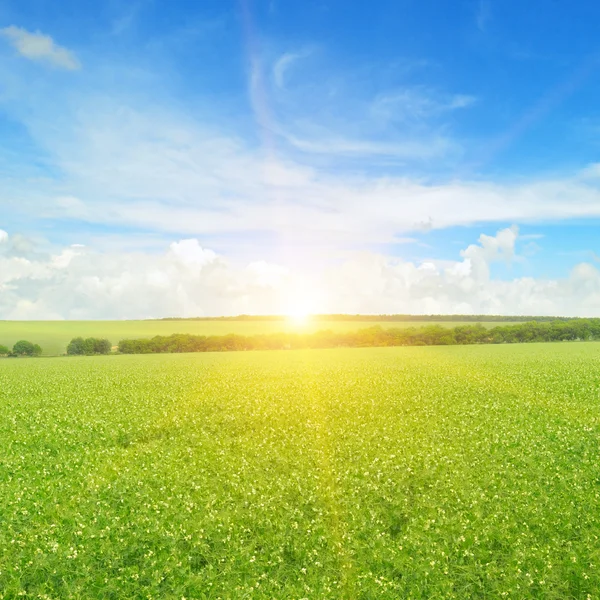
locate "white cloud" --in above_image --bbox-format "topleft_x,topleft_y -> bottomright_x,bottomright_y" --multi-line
0,230 -> 8,244
1,226 -> 600,319
0,235 -> 292,319
314,226 -> 600,317
17,110 -> 600,246
6,93 -> 600,248
3,32 -> 600,279
56,196 -> 87,214
460,225 -> 519,280
168,239 -> 218,268
0,26 -> 81,70
0,39 -> 480,241
246,261 -> 288,288
50,246 -> 83,269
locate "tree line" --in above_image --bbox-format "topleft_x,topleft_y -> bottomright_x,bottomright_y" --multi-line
3,319 -> 599,358
0,340 -> 43,357
117,319 -> 600,354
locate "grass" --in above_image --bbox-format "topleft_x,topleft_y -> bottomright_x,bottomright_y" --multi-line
1,343 -> 600,598
0,319 -> 519,356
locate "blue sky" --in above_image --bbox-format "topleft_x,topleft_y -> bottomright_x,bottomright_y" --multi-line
3,0 -> 600,318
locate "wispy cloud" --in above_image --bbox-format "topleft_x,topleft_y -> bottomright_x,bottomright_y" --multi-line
272,49 -> 312,89
282,131 -> 456,159
476,0 -> 492,32
248,50 -> 474,166
0,26 -> 81,70
370,88 -> 476,124
5,75 -> 600,254
111,2 -> 144,36
519,233 -> 545,241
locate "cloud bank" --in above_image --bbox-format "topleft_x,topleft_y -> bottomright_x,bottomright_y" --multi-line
2,227 -> 600,319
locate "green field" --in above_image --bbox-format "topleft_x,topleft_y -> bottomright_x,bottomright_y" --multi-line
2,344 -> 600,598
0,320 -> 519,356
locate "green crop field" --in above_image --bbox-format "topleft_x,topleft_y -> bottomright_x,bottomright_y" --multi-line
0,320 -> 519,356
2,343 -> 600,598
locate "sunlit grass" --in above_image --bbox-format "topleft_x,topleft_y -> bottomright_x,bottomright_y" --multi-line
1,343 -> 600,598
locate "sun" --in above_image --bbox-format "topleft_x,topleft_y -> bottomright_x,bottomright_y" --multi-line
286,306 -> 312,326
283,283 -> 321,326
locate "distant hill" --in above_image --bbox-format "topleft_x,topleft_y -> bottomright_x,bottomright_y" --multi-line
157,314 -> 576,323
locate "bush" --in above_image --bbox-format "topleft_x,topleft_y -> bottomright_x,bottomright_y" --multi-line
0,344 -> 9,356
67,337 -> 112,356
12,340 -> 42,357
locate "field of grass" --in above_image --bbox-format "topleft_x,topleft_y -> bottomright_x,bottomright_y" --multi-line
0,319 -> 519,356
2,343 -> 600,598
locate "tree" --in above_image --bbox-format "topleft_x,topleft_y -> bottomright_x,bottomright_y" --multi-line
0,344 -> 9,356
82,338 -> 96,355
12,340 -> 42,357
67,337 -> 112,355
67,337 -> 86,355
95,338 -> 112,354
